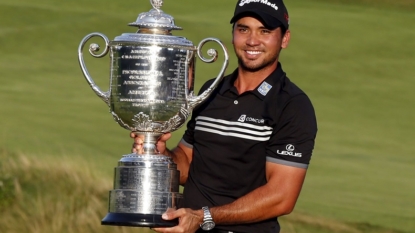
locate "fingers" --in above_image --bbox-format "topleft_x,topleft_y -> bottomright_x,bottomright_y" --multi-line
132,141 -> 143,154
153,208 -> 202,233
151,209 -> 181,233
131,133 -> 171,154
131,133 -> 145,154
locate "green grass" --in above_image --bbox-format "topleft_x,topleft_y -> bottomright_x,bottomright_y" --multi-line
284,1 -> 415,232
0,0 -> 414,232
0,150 -> 150,233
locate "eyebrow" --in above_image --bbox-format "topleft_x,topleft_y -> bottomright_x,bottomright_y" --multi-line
235,23 -> 271,30
235,23 -> 248,28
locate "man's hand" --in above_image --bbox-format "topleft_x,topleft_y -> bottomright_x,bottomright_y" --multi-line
152,208 -> 203,233
130,132 -> 193,184
130,132 -> 172,155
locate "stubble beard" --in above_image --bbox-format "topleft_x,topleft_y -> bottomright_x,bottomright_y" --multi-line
236,50 -> 280,73
237,57 -> 275,73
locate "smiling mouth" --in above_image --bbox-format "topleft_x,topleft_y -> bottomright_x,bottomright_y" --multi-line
246,50 -> 262,55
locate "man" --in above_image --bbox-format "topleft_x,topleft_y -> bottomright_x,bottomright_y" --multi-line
132,0 -> 317,232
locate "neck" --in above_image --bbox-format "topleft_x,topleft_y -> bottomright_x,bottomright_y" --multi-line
234,62 -> 278,94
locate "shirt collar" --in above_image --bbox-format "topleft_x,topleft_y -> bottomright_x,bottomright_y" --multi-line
219,62 -> 286,99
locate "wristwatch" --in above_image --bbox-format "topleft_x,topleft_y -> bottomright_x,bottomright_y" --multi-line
200,206 -> 215,231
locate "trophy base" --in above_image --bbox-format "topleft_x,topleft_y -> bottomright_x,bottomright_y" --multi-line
101,213 -> 178,227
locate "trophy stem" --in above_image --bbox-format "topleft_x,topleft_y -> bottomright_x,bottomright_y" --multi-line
134,132 -> 163,155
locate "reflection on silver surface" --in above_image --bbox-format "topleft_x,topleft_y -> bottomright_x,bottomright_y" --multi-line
109,154 -> 182,215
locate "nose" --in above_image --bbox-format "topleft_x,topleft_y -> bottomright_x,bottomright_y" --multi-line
246,32 -> 260,46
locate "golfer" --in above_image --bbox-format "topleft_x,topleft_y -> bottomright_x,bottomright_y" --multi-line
132,0 -> 317,232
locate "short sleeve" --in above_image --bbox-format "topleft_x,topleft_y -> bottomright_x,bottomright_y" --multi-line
266,94 -> 317,169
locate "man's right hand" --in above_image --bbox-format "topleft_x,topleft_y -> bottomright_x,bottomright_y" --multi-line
130,132 -> 193,184
130,132 -> 172,155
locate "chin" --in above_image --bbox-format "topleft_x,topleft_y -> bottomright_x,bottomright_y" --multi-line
239,60 -> 265,72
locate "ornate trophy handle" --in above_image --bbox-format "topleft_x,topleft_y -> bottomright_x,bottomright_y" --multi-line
188,37 -> 229,109
78,32 -> 111,105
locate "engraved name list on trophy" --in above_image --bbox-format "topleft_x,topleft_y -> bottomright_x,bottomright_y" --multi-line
112,45 -> 192,127
78,0 -> 228,228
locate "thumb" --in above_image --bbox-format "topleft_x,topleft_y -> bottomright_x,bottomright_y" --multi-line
162,208 -> 179,220
158,133 -> 172,142
156,133 -> 172,154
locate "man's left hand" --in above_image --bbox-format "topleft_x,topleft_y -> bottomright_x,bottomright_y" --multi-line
152,208 -> 203,233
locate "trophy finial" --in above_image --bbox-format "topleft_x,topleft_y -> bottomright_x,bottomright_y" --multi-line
128,0 -> 181,32
150,0 -> 163,11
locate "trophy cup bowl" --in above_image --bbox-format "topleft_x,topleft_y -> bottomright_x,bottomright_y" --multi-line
78,0 -> 228,228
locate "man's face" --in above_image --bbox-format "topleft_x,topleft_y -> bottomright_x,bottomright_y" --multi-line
232,16 -> 290,72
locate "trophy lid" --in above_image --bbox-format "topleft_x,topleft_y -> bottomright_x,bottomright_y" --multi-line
112,0 -> 193,47
128,0 -> 182,33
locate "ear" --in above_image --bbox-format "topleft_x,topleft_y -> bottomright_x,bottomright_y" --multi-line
281,29 -> 291,49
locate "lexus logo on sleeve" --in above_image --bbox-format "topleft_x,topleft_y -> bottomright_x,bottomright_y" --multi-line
277,144 -> 302,157
286,144 -> 295,152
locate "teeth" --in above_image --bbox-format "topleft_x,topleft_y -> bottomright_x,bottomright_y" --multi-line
246,50 -> 261,55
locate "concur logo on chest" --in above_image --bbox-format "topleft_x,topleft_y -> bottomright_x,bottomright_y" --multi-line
238,114 -> 265,124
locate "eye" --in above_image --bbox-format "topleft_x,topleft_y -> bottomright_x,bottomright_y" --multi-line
239,27 -> 248,33
261,29 -> 271,34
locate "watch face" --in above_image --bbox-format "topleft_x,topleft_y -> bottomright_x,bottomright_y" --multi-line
201,221 -> 215,231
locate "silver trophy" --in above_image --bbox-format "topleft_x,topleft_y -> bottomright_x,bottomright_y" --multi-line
77,0 -> 228,228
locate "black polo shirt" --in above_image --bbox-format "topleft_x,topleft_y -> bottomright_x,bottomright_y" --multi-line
181,63 -> 317,233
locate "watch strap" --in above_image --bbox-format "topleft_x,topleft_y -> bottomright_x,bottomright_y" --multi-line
202,206 -> 213,221
200,206 -> 215,231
